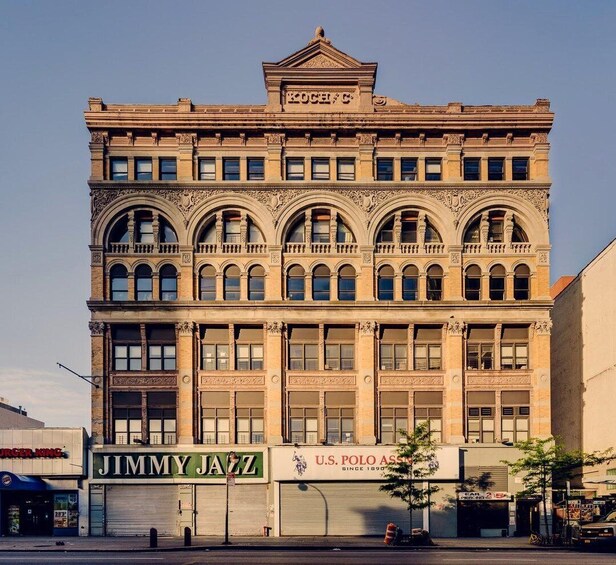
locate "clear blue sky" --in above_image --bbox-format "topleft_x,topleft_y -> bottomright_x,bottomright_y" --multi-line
1,0 -> 614,429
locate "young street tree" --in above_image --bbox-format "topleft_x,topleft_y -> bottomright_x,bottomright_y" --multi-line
380,422 -> 440,537
502,437 -> 614,539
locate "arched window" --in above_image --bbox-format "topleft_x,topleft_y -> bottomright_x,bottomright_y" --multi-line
426,265 -> 443,301
402,265 -> 419,301
199,265 -> 216,301
160,219 -> 178,243
489,265 -> 506,300
135,265 -> 153,301
425,221 -> 442,243
248,265 -> 265,301
377,219 -> 394,243
338,265 -> 356,301
377,266 -> 395,300
465,265 -> 482,301
110,265 -> 128,301
312,265 -> 331,300
109,217 -> 129,244
224,266 -> 240,300
514,265 -> 531,300
287,265 -> 305,300
464,219 -> 480,243
160,265 -> 177,301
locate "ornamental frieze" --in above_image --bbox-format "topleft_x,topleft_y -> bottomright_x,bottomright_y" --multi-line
111,376 -> 178,387
91,187 -> 549,227
200,376 -> 265,386
288,376 -> 356,386
466,375 -> 532,386
380,375 -> 444,386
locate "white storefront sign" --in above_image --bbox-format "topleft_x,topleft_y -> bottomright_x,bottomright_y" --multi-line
271,446 -> 459,481
458,491 -> 513,501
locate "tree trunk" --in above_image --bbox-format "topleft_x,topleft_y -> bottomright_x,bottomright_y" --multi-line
542,485 -> 549,541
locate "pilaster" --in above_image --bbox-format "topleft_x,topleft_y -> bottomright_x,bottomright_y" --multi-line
265,322 -> 284,444
445,321 -> 465,443
358,322 -> 377,445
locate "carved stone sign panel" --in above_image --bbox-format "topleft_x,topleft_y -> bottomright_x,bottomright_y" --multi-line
283,89 -> 358,112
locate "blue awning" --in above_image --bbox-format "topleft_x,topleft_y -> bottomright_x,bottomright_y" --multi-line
0,472 -> 47,491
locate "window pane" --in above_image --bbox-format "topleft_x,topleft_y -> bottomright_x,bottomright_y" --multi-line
401,158 -> 417,181
337,159 -> 355,181
111,158 -> 128,180
247,158 -> 264,180
376,159 -> 393,181
160,159 -> 177,180
312,158 -> 330,180
223,158 -> 240,180
135,159 -> 153,180
199,158 -> 216,180
287,159 -> 304,180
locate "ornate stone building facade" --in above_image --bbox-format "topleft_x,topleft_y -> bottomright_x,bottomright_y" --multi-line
86,29 -> 553,537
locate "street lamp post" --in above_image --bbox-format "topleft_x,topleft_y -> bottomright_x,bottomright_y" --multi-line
223,451 -> 239,545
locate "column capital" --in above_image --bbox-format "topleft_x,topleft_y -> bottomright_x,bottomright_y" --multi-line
266,321 -> 285,335
176,321 -> 194,336
534,319 -> 552,335
359,321 -> 378,336
89,321 -> 105,336
447,320 -> 466,336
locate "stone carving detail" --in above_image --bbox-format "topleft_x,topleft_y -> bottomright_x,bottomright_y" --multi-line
91,187 -> 550,230
90,131 -> 106,144
202,376 -> 265,386
289,376 -> 355,386
181,252 -> 192,265
266,321 -> 285,335
467,375 -> 531,386
113,376 -> 177,387
531,132 -> 548,144
298,54 -> 343,68
360,321 -> 377,335
265,133 -> 285,145
307,26 -> 331,45
537,251 -> 549,264
357,133 -> 377,145
176,321 -> 194,335
270,250 -> 281,264
447,320 -> 466,336
534,320 -> 553,335
380,376 -> 444,386
449,252 -> 461,265
89,321 -> 105,336
91,251 -> 103,265
177,133 -> 195,145
445,133 -> 463,145
373,96 -> 387,106
362,252 -> 373,265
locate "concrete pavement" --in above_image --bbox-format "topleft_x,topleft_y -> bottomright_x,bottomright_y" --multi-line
0,535 -> 580,553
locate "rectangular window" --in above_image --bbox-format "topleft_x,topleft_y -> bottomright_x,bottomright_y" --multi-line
311,158 -> 330,180
147,392 -> 176,445
286,158 -> 304,181
148,345 -> 176,370
202,344 -> 229,370
236,391 -> 264,444
501,326 -> 529,369
201,392 -> 229,444
311,218 -> 330,243
425,158 -> 442,181
289,392 -> 319,444
113,345 -> 141,371
235,344 -> 264,370
501,391 -> 530,443
401,158 -> 418,181
376,158 -> 394,181
247,158 -> 264,180
111,158 -> 128,181
381,407 -> 408,444
325,392 -> 355,444
337,158 -> 355,181
135,158 -> 153,180
159,158 -> 177,180
488,158 -> 504,181
414,326 -> 442,370
289,343 -> 319,371
464,158 -> 481,181
199,158 -> 216,180
607,468 -> 616,491
223,158 -> 240,181
379,328 -> 408,370
414,392 -> 443,443
512,157 -> 529,180
467,391 -> 496,443
466,337 -> 494,369
112,392 -> 142,445
325,328 -> 355,370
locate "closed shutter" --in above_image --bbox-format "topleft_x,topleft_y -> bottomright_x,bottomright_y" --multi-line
106,485 -> 178,536
195,484 -> 267,536
464,466 -> 509,491
280,482 -> 416,535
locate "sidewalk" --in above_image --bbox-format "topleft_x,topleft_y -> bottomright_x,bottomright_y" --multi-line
0,535 -> 575,553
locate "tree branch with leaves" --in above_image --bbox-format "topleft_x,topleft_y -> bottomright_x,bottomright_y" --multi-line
380,422 -> 440,538
502,436 -> 614,540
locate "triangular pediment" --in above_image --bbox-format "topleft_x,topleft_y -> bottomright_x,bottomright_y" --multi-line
275,40 -> 362,70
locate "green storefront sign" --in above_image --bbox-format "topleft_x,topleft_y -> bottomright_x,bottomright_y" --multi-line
93,451 -> 263,479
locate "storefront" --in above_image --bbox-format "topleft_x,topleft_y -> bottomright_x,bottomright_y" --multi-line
89,448 -> 268,536
0,429 -> 88,536
271,446 -> 460,537
457,491 -> 514,537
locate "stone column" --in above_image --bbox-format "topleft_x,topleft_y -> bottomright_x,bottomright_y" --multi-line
358,246 -> 374,301
179,247 -> 194,300
266,322 -> 284,444
448,247 -> 463,300
356,133 -> 376,181
444,133 -> 462,181
445,321 -> 465,443
357,322 -> 377,445
89,321 -> 105,444
90,247 -> 104,300
88,126 -> 106,181
177,133 -> 195,181
532,320 -> 552,438
176,322 -> 195,444
265,133 -> 284,181
267,246 -> 282,300
532,133 -> 550,182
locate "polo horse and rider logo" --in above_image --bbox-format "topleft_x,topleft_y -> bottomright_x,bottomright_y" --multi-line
292,451 -> 307,476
